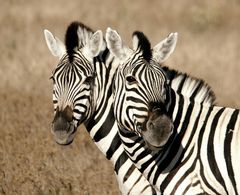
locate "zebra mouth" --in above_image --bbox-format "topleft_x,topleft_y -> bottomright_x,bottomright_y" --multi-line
52,122 -> 77,145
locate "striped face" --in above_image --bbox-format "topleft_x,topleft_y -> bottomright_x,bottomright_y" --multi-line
114,53 -> 173,150
106,28 -> 177,150
44,22 -> 103,145
50,53 -> 95,145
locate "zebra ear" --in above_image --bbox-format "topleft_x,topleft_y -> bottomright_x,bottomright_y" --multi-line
106,27 -> 129,62
44,29 -> 65,59
82,30 -> 104,59
90,30 -> 104,57
132,34 -> 139,51
152,32 -> 178,64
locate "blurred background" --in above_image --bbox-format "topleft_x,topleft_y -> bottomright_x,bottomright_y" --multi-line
0,0 -> 239,194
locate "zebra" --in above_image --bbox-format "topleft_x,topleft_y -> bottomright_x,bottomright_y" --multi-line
44,21 -> 158,195
44,22 -> 216,194
106,28 -> 240,194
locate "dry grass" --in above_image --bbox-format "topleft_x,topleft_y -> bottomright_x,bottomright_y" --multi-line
0,0 -> 239,194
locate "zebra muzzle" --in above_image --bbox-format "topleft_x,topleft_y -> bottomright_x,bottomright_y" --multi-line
51,106 -> 76,145
140,106 -> 173,151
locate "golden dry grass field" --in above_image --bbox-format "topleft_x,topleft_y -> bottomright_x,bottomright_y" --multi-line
0,0 -> 240,194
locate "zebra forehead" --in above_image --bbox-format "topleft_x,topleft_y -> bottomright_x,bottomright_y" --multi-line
124,61 -> 167,81
150,63 -> 167,79
55,59 -> 93,79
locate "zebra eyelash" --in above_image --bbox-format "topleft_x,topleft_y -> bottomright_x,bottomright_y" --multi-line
126,76 -> 137,84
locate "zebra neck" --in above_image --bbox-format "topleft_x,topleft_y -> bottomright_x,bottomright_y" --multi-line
164,66 -> 216,105
118,88 -> 214,192
119,86 -> 240,193
162,89 -> 240,194
91,52 -> 118,111
84,52 -> 121,158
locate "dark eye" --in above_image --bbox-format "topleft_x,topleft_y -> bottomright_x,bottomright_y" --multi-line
126,76 -> 137,84
84,76 -> 94,84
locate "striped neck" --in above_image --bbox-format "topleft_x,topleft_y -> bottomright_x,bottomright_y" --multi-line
83,49 -> 120,154
118,87 -> 213,193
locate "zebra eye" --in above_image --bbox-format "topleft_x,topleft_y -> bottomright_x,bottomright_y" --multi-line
126,76 -> 137,84
84,76 -> 94,84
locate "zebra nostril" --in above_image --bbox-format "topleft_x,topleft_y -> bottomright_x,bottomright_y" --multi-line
148,121 -> 154,130
63,105 -> 73,122
137,124 -> 143,132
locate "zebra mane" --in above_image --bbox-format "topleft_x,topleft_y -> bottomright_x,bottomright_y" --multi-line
132,31 -> 152,62
162,66 -> 216,105
65,21 -> 94,62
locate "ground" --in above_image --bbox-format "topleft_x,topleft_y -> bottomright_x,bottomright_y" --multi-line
0,0 -> 240,194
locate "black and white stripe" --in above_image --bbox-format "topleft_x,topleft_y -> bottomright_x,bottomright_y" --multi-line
45,22 -> 157,195
108,29 -> 240,194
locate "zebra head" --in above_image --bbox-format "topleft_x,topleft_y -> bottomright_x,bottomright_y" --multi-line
106,28 -> 177,150
44,22 -> 104,145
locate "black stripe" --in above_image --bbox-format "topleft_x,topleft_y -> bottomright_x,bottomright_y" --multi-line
165,103 -> 203,192
189,81 -> 202,102
92,110 -> 115,142
93,57 -> 103,87
151,93 -> 185,183
141,152 -> 159,181
123,164 -> 135,182
182,178 -> 202,194
172,149 -> 196,195
177,74 -> 187,94
133,148 -> 149,165
114,152 -> 128,174
106,133 -> 121,160
224,109 -> 239,194
167,89 -> 176,118
130,140 -> 145,157
169,100 -> 195,170
121,135 -> 142,149
127,174 -> 142,195
207,108 -> 227,192
198,106 -> 219,194
141,185 -> 156,195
